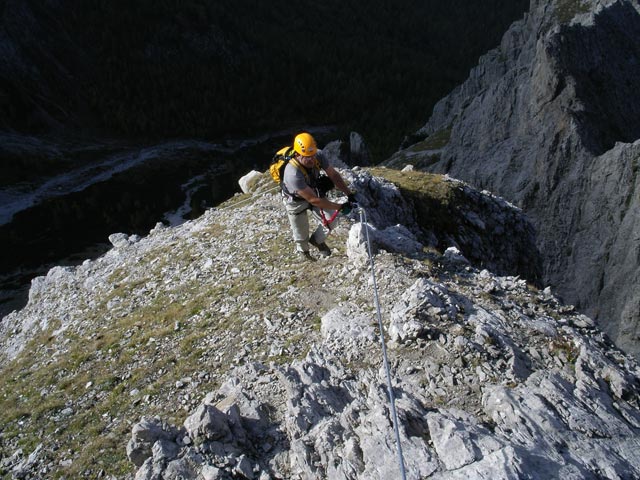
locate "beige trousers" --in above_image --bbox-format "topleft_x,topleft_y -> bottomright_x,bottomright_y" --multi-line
284,198 -> 340,252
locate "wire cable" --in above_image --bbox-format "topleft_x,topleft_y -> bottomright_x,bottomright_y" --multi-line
216,185 -> 280,210
218,193 -> 407,476
359,207 -> 408,480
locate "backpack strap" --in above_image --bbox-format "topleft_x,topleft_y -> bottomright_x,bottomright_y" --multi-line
289,158 -> 311,184
282,153 -> 322,200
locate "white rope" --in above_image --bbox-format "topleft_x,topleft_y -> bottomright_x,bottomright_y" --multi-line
359,207 -> 408,480
216,185 -> 280,211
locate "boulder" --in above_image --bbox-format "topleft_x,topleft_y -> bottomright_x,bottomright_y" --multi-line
238,170 -> 263,194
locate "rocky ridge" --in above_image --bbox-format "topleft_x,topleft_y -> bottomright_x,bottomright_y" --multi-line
1,160 -> 639,479
386,0 -> 640,357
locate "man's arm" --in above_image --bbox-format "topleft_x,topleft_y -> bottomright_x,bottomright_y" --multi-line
324,165 -> 352,196
296,186 -> 344,211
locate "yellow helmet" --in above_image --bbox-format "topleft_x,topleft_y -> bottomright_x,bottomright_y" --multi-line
293,132 -> 317,156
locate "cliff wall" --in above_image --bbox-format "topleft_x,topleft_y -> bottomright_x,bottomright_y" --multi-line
389,0 -> 640,357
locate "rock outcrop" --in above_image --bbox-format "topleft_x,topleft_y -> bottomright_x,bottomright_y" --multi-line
1,160 -> 639,479
128,273 -> 640,479
363,167 -> 542,281
388,0 -> 640,357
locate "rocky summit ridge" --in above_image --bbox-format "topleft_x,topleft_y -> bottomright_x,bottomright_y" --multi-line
1,158 -> 639,479
387,0 -> 640,358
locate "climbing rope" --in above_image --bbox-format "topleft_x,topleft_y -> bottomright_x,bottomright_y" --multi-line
358,207 -> 408,480
217,185 -> 280,210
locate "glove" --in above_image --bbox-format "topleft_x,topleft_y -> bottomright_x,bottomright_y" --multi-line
347,192 -> 357,203
340,202 -> 352,215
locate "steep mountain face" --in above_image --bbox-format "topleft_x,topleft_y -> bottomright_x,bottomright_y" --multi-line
388,0 -> 640,357
1,160 -> 639,479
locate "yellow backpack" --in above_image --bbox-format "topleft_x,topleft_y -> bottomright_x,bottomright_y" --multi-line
269,146 -> 318,184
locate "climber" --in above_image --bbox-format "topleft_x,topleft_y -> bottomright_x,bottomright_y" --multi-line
281,132 -> 356,260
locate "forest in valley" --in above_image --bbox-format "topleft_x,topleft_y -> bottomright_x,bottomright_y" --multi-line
1,0 -> 528,160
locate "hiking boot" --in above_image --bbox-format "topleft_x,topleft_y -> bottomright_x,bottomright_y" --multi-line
309,238 -> 331,257
299,251 -> 316,262
316,242 -> 331,257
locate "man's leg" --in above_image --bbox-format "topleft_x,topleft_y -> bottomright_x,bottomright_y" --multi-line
310,207 -> 340,253
285,200 -> 311,252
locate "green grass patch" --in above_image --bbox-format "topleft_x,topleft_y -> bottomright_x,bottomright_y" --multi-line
406,128 -> 452,152
368,168 -> 454,205
555,0 -> 590,24
550,337 -> 579,364
366,167 -> 461,242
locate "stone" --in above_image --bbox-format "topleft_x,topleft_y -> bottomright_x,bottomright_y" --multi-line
427,412 -> 477,470
232,455 -> 254,479
444,247 -> 469,264
152,439 -> 179,463
127,417 -> 178,467
201,465 -> 222,480
389,278 -> 457,344
350,131 -> 371,166
183,404 -> 233,444
346,222 -> 423,266
108,233 -> 131,249
164,457 -> 197,479
238,170 -> 263,194
320,308 -> 376,343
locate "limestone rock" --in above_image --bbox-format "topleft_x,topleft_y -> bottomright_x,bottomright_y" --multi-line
1,143 -> 639,480
238,170 -> 263,194
109,232 -> 132,249
183,404 -> 234,444
321,131 -> 371,168
349,131 -> 371,166
125,260 -> 640,479
127,417 -> 179,467
347,222 -> 423,266
389,278 -> 458,344
391,0 -> 640,357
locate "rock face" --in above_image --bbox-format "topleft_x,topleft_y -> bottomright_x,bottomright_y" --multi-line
126,250 -> 640,479
388,0 -> 640,357
1,160 -> 639,479
364,168 -> 542,281
321,132 -> 372,168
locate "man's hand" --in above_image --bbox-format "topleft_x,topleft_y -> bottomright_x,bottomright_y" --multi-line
341,200 -> 358,215
297,186 -> 343,211
347,192 -> 357,203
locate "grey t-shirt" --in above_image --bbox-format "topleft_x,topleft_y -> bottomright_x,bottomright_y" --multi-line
282,150 -> 330,197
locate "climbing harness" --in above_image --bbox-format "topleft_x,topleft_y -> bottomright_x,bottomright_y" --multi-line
358,207 -> 408,480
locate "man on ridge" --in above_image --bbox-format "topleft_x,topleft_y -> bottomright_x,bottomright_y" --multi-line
281,132 -> 356,260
